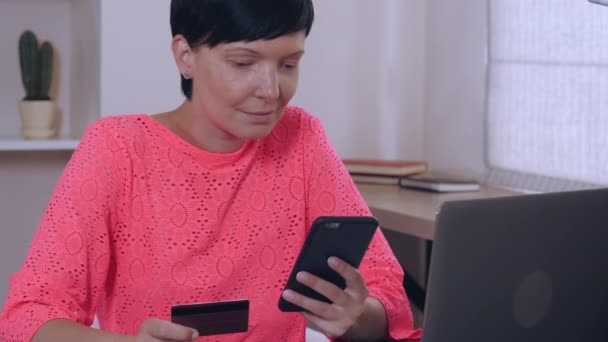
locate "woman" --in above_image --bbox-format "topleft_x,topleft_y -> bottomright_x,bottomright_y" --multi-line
0,0 -> 421,341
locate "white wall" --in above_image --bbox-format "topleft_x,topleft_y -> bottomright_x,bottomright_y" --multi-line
424,0 -> 488,178
292,0 -> 427,160
70,0 -> 101,137
99,0 -> 182,117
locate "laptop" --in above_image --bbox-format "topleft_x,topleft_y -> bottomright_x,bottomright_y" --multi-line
422,188 -> 608,342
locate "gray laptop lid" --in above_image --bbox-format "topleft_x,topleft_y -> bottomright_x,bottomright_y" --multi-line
422,188 -> 608,342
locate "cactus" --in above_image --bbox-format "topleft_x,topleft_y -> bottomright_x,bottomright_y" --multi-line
18,30 -> 53,101
18,31 -> 38,100
39,42 -> 53,100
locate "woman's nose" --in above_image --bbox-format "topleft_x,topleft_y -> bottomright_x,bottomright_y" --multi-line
255,66 -> 280,101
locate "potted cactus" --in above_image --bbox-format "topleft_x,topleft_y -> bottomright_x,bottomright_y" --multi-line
18,30 -> 57,140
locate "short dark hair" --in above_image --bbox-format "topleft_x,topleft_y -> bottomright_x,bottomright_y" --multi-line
170,0 -> 315,99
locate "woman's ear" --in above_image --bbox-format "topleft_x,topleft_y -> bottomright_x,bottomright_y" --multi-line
172,35 -> 194,79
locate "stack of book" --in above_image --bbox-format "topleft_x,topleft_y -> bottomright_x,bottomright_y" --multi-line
342,159 -> 428,185
343,159 -> 481,193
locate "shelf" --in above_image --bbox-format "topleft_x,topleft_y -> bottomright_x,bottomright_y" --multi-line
0,0 -> 100,151
0,138 -> 79,151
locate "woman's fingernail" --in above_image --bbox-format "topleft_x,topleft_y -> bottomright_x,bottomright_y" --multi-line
328,257 -> 339,266
191,329 -> 199,339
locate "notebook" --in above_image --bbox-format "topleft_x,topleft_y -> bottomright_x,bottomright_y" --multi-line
342,159 -> 427,177
399,173 -> 480,193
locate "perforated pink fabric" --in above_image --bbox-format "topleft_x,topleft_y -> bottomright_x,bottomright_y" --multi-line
0,107 -> 420,341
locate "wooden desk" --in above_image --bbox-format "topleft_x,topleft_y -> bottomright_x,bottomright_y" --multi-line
356,183 -> 519,240
356,183 -> 520,310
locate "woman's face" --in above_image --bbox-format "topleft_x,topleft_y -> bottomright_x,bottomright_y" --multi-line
188,32 -> 306,142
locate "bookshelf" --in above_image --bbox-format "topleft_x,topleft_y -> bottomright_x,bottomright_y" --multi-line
0,0 -> 100,152
0,138 -> 79,151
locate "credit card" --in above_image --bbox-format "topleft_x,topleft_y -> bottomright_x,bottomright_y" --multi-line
171,299 -> 249,336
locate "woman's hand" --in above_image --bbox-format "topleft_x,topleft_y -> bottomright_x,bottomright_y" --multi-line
136,318 -> 199,342
280,257 -> 371,338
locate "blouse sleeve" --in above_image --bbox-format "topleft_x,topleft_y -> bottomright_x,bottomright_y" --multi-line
0,120 -> 125,341
302,114 -> 422,340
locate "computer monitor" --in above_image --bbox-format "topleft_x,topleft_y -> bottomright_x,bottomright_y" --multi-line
422,188 -> 608,342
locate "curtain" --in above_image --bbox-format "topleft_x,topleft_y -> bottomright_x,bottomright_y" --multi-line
486,0 -> 608,191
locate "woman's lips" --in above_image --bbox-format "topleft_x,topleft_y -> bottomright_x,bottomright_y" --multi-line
244,111 -> 272,116
243,111 -> 274,123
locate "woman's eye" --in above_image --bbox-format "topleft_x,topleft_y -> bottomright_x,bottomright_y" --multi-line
282,62 -> 298,70
232,61 -> 253,68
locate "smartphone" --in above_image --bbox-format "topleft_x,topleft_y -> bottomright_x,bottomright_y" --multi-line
278,216 -> 379,312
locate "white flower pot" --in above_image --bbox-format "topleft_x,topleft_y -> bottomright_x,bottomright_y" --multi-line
18,100 -> 58,140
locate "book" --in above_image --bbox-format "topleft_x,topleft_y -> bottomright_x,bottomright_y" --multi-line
351,174 -> 401,185
399,172 -> 480,193
342,159 -> 428,177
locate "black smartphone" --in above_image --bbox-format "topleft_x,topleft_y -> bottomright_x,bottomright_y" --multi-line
278,216 -> 379,312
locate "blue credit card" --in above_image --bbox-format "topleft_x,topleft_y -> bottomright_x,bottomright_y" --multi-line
171,299 -> 249,336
